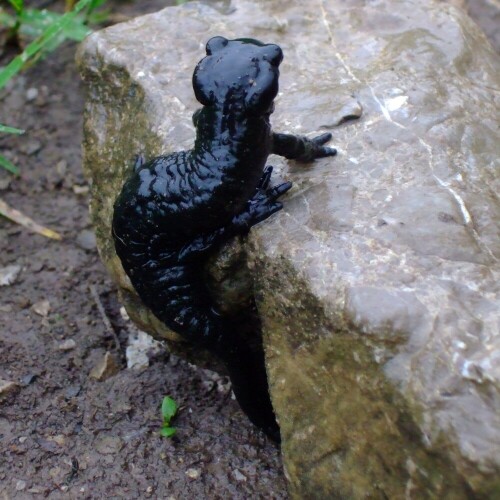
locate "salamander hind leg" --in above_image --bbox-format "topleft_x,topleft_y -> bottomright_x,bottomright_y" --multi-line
131,262 -> 226,347
140,260 -> 281,440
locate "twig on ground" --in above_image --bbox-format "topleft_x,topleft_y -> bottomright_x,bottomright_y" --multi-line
89,284 -> 122,354
0,197 -> 62,239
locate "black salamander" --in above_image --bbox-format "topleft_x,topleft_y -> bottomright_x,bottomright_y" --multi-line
112,36 -> 336,441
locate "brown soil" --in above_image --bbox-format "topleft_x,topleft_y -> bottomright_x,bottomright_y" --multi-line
0,0 -> 497,498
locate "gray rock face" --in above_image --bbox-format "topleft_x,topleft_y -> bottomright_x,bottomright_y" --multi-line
77,0 -> 500,497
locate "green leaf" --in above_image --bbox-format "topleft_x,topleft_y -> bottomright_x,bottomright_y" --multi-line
0,155 -> 20,175
7,0 -> 24,14
0,0 -> 96,90
0,124 -> 25,135
159,426 -> 176,438
161,396 -> 178,422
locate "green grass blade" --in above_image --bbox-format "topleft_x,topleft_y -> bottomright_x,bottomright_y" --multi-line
19,9 -> 91,42
0,124 -> 25,135
0,0 -> 95,90
7,0 -> 24,14
0,155 -> 20,175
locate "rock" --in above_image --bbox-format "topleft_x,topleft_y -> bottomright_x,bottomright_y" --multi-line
32,299 -> 50,317
21,373 -> 38,385
76,229 -> 97,251
72,184 -> 89,195
126,329 -> 163,370
19,139 -> 42,156
15,479 -> 27,491
64,385 -> 81,399
0,264 -> 21,286
77,0 -> 500,497
26,87 -> 38,102
58,339 -> 76,351
232,469 -> 247,482
89,352 -> 120,381
185,468 -> 200,479
0,177 -> 11,190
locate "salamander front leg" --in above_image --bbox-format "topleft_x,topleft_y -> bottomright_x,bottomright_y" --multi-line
232,170 -> 292,232
272,132 -> 337,162
177,173 -> 292,262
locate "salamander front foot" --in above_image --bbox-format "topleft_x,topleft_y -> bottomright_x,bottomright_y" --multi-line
232,169 -> 292,232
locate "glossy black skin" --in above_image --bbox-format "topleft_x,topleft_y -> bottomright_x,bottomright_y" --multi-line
112,37 -> 336,441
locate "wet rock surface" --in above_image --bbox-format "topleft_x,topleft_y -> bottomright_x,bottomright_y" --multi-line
244,0 -> 499,497
77,0 -> 499,497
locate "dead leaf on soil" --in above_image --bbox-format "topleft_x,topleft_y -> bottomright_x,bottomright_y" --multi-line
0,198 -> 62,240
32,299 -> 50,317
0,379 -> 20,397
89,352 -> 120,381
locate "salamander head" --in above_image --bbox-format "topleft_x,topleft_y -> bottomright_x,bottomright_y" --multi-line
193,36 -> 283,115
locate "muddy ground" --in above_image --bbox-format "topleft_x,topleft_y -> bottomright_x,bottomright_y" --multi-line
0,1 -> 498,498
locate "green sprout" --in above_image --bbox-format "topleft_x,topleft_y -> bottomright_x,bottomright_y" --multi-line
159,396 -> 178,438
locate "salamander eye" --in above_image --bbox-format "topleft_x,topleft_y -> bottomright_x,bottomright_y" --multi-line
206,36 -> 228,55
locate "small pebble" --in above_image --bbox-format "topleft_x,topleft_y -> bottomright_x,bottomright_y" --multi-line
59,339 -> 76,351
19,139 -> 42,156
50,435 -> 66,446
76,230 -> 97,251
32,300 -> 50,317
27,488 -> 43,494
55,159 -> 67,177
232,469 -> 247,482
126,330 -> 162,370
15,480 -> 27,491
21,374 -> 38,385
65,385 -> 81,399
0,265 -> 21,286
186,468 -> 200,479
0,177 -> 11,190
30,261 -> 44,273
72,184 -> 89,195
26,87 -> 39,101
19,437 -> 27,443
